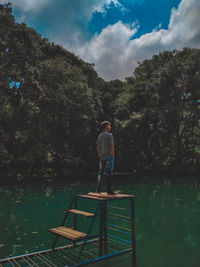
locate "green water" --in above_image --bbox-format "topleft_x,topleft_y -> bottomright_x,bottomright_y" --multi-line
0,176 -> 200,267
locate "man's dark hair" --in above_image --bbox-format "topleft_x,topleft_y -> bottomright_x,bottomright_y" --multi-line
99,121 -> 110,130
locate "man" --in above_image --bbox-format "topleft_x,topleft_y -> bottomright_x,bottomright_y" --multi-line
96,121 -> 115,195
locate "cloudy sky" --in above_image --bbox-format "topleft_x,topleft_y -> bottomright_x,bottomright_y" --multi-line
2,0 -> 200,81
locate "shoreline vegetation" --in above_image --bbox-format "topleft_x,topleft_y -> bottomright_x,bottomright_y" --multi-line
1,3 -> 200,182
0,168 -> 199,186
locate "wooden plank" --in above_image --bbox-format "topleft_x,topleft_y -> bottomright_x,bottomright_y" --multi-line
78,194 -> 106,200
50,228 -> 80,240
58,227 -> 86,237
89,192 -> 116,199
49,226 -> 86,240
88,192 -> 134,199
63,209 -> 95,217
49,228 -> 76,240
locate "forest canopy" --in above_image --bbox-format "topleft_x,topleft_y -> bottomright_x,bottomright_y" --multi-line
1,3 -> 200,179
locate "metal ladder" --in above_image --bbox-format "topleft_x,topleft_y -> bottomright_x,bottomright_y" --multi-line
49,195 -> 102,263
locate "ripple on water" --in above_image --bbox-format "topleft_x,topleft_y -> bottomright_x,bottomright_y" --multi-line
196,192 -> 200,201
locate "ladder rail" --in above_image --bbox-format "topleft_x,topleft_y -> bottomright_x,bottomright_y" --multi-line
77,202 -> 101,262
52,197 -> 75,250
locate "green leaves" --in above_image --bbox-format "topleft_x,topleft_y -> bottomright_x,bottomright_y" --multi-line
0,3 -> 102,177
1,3 -> 200,178
115,48 -> 200,171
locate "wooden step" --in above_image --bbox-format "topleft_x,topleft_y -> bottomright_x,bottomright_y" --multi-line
61,209 -> 95,217
78,192 -> 134,200
87,192 -> 134,199
69,209 -> 95,217
49,226 -> 86,241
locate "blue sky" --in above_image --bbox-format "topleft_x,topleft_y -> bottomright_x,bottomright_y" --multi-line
2,0 -> 200,81
89,0 -> 181,38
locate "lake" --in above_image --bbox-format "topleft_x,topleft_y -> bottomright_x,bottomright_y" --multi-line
0,175 -> 200,266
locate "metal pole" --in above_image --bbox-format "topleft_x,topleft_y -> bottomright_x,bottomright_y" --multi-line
130,197 -> 136,266
99,201 -> 104,257
103,200 -> 107,255
74,196 -> 78,230
78,203 -> 101,261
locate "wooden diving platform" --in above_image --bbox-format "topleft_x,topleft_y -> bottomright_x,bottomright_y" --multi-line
79,192 -> 133,200
0,192 -> 136,266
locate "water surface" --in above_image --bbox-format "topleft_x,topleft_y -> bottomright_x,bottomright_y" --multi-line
0,176 -> 200,267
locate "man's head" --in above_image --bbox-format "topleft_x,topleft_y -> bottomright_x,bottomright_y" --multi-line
100,121 -> 111,131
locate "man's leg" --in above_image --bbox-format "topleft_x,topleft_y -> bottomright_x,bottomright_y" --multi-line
105,160 -> 113,194
97,160 -> 105,193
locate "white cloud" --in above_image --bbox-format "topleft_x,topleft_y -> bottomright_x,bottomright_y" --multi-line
105,0 -> 128,13
165,0 -> 200,48
77,0 -> 200,81
8,0 -> 109,49
93,0 -> 127,14
10,0 -> 109,17
1,0 -> 199,81
0,0 -> 52,12
77,21 -> 139,81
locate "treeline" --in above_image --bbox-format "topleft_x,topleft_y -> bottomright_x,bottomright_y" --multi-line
0,3 -> 200,179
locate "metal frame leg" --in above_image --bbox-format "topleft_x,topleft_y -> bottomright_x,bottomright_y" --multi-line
99,201 -> 104,257
130,197 -> 136,266
74,196 -> 77,230
78,203 -> 101,261
103,201 -> 107,254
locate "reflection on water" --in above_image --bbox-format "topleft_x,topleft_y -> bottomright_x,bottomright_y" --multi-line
0,177 -> 200,267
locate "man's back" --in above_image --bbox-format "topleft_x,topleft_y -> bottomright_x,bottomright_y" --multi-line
97,131 -> 114,160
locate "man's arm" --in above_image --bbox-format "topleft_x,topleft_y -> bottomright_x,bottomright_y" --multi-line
110,145 -> 114,158
97,135 -> 100,153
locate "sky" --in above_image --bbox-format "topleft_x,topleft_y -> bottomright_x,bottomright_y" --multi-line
1,0 -> 200,81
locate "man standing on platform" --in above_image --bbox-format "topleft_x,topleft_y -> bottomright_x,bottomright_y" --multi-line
96,121 -> 116,195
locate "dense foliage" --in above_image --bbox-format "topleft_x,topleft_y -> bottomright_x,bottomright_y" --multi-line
1,4 -> 200,179
115,49 -> 200,172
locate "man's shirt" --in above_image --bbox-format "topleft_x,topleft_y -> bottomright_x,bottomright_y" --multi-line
97,131 -> 114,160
